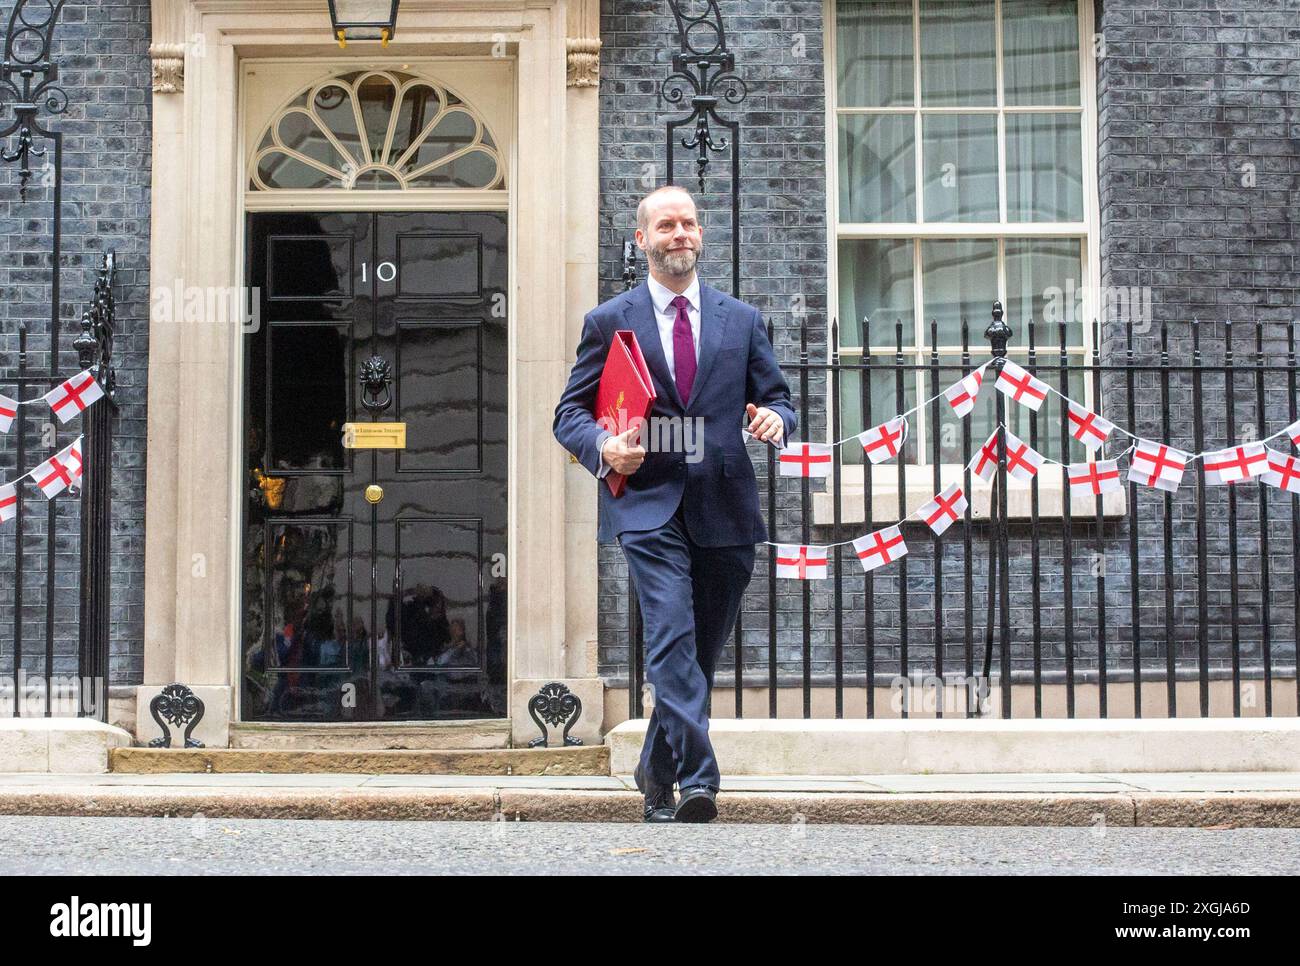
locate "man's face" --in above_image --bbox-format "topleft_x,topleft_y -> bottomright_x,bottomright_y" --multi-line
637,192 -> 703,278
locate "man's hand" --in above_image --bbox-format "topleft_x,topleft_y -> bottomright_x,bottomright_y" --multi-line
746,403 -> 784,445
601,424 -> 646,475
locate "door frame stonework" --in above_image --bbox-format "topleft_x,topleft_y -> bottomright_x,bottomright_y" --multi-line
141,0 -> 604,747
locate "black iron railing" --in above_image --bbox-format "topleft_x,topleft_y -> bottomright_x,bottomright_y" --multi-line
0,1 -> 116,720
0,253 -> 116,720
74,253 -> 117,714
623,309 -> 1300,720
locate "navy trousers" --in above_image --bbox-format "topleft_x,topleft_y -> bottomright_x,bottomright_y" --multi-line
617,499 -> 755,791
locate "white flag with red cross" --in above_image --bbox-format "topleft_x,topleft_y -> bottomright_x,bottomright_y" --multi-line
994,360 -> 1050,412
0,482 -> 16,523
64,437 -> 83,481
1127,439 -> 1188,492
0,393 -> 17,433
32,437 -> 83,499
944,364 -> 987,418
917,483 -> 968,536
777,442 -> 833,478
857,416 -> 909,464
42,370 -> 103,424
1284,418 -> 1300,449
1067,401 -> 1114,450
1202,442 -> 1268,485
774,543 -> 828,580
1262,448 -> 1300,495
852,525 -> 907,573
1002,430 -> 1043,482
1068,459 -> 1122,498
971,428 -> 1044,483
971,429 -> 1001,482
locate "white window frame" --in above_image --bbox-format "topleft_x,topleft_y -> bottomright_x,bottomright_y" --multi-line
820,0 -> 1113,523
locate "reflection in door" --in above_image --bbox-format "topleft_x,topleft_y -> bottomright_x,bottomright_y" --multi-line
242,211 -> 508,721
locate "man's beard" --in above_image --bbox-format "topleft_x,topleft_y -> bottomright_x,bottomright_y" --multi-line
648,239 -> 701,278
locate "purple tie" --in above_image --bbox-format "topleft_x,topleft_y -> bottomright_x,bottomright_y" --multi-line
670,294 -> 697,405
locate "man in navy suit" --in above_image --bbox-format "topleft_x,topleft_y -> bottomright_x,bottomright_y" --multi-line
553,185 -> 797,823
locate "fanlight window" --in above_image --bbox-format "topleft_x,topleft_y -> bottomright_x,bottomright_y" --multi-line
250,70 -> 505,191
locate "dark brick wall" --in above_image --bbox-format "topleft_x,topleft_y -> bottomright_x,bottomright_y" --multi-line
1090,0 -> 1300,689
1097,0 -> 1298,328
593,0 -> 1300,695
0,1 -> 151,687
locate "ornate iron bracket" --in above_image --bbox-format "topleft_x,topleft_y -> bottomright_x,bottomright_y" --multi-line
147,683 -> 206,748
652,0 -> 745,299
359,355 -> 393,415
0,0 -> 71,200
661,0 -> 746,192
527,682 -> 583,748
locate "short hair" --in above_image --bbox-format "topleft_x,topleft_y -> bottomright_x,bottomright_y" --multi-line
636,185 -> 699,234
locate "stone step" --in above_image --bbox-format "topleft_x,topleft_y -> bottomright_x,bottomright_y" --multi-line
5,773 -> 1300,827
226,720 -> 513,751
605,716 -> 1300,776
0,717 -> 133,774
109,746 -> 609,776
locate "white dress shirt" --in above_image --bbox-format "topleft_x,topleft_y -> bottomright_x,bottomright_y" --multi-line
597,273 -> 701,478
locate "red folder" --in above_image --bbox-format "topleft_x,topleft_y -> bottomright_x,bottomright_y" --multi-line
594,330 -> 657,498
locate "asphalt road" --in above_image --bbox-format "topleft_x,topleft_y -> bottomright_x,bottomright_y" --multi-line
0,816 -> 1297,875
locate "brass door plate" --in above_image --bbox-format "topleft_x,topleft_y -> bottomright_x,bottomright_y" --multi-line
342,422 -> 407,449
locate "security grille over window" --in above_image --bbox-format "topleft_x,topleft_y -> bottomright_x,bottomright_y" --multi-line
249,69 -> 505,191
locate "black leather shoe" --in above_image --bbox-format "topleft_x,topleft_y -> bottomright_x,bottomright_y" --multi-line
635,762 -> 677,823
643,799 -> 677,823
673,784 -> 718,823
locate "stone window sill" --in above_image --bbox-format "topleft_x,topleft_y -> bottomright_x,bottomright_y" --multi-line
809,463 -> 1128,528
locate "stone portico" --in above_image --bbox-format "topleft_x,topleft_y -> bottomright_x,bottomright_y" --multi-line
138,0 -> 607,749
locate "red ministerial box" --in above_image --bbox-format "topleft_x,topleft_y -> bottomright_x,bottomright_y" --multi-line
594,329 -> 657,498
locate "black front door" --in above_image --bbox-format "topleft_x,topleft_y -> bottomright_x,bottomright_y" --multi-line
241,211 -> 508,721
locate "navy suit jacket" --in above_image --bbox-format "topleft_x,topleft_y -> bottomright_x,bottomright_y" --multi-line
553,279 -> 797,547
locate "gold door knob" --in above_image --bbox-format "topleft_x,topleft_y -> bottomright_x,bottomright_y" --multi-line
365,484 -> 384,504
